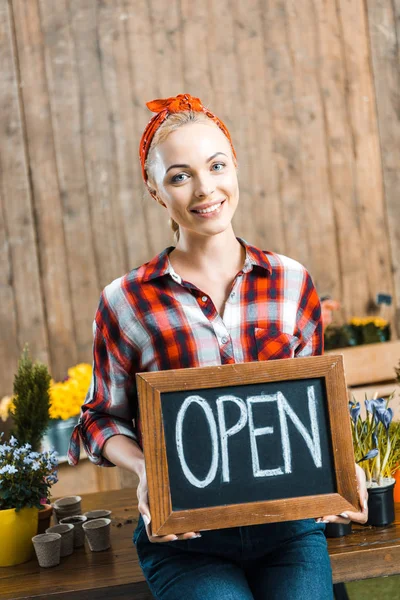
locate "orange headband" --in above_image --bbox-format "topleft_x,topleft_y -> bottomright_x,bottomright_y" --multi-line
139,93 -> 237,183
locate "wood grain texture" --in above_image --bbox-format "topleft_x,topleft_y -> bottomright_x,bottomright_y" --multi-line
366,0 -> 400,335
123,0 -> 171,256
97,0 -> 151,270
313,0 -> 367,321
285,0 -> 341,296
68,0 -> 126,288
12,0 -> 77,379
231,0 -> 283,252
260,0 -> 311,268
0,0 -> 49,392
38,0 -> 101,361
337,0 -> 395,325
137,355 -> 359,535
0,488 -> 398,598
326,339 -> 400,386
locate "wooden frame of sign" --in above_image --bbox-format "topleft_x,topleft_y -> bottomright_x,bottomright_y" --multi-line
136,354 -> 359,536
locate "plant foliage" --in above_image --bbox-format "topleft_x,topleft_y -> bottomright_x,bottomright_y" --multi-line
11,345 -> 51,451
0,435 -> 58,511
349,393 -> 400,485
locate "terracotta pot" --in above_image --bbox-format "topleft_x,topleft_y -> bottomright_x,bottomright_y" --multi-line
37,504 -> 53,534
394,471 -> 400,503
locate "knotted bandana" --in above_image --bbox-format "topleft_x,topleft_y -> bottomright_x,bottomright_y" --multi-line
139,93 -> 236,182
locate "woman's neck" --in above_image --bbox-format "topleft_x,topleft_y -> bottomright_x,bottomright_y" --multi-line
171,228 -> 245,279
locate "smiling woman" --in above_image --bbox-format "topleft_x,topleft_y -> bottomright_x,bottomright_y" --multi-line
68,93 -> 367,600
143,105 -> 238,244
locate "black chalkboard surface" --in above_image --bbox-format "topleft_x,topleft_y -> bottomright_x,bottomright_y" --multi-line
137,355 -> 359,536
162,378 -> 335,511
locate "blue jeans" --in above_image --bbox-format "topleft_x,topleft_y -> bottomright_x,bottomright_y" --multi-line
133,517 -> 333,599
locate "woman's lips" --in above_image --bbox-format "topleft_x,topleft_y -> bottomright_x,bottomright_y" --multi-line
191,199 -> 226,217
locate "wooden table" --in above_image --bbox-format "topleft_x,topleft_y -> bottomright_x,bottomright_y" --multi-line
1,489 -> 399,600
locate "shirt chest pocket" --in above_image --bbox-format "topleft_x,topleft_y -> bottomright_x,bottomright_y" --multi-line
254,328 -> 300,361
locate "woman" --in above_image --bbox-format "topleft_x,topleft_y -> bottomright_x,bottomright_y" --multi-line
69,94 -> 367,599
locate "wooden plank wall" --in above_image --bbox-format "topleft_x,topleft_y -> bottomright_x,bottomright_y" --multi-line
0,0 -> 399,394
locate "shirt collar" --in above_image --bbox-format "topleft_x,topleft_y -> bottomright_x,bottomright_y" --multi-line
238,238 -> 272,274
140,238 -> 272,283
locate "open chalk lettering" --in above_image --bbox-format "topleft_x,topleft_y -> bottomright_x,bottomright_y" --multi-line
137,356 -> 359,535
175,387 -> 322,488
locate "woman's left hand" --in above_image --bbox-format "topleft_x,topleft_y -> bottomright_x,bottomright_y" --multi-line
316,464 -> 368,525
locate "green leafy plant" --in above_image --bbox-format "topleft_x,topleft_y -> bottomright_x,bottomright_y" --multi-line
11,345 -> 51,451
0,434 -> 58,511
324,317 -> 390,350
349,394 -> 400,486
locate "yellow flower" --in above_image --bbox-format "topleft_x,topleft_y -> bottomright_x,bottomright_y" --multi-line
349,316 -> 388,328
49,363 -> 92,420
0,396 -> 14,422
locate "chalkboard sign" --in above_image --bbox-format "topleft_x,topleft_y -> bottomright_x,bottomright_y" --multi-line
137,355 -> 358,536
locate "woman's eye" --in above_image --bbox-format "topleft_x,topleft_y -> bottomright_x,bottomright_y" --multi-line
211,162 -> 225,172
171,172 -> 189,183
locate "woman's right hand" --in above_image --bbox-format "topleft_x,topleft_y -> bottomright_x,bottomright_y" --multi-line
137,471 -> 201,543
102,436 -> 201,543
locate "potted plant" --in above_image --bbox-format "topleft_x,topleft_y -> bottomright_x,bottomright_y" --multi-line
0,434 -> 58,566
43,363 -> 92,459
349,394 -> 400,526
10,345 -> 52,452
324,317 -> 390,350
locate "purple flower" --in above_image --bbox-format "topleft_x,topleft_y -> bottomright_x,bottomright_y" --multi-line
376,407 -> 393,431
365,398 -> 388,425
357,449 -> 379,463
349,401 -> 361,424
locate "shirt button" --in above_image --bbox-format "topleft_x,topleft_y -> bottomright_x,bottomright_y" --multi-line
221,337 -> 228,344
201,296 -> 208,302
231,292 -> 235,298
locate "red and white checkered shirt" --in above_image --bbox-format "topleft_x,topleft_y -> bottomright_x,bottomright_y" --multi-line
68,238 -> 323,467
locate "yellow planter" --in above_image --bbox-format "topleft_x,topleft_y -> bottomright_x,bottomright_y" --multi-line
0,506 -> 38,566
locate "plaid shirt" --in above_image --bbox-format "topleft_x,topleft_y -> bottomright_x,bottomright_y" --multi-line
68,238 -> 323,467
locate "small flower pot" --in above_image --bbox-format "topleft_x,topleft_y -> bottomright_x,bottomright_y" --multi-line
46,523 -> 74,557
37,504 -> 53,534
84,509 -> 112,521
366,479 -> 396,527
59,515 -> 87,547
32,533 -> 61,568
53,496 -> 82,524
83,518 -> 111,552
324,522 -> 352,538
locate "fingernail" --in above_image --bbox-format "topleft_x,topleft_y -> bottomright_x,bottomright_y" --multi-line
170,535 -> 178,541
321,520 -> 330,523
143,514 -> 150,526
315,518 -> 322,523
192,534 -> 202,539
364,499 -> 368,510
340,513 -> 349,519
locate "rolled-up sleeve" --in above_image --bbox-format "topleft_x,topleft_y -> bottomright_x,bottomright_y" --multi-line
294,269 -> 324,358
68,292 -> 139,467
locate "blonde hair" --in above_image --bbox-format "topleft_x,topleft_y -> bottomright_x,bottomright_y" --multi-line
144,111 -> 233,244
